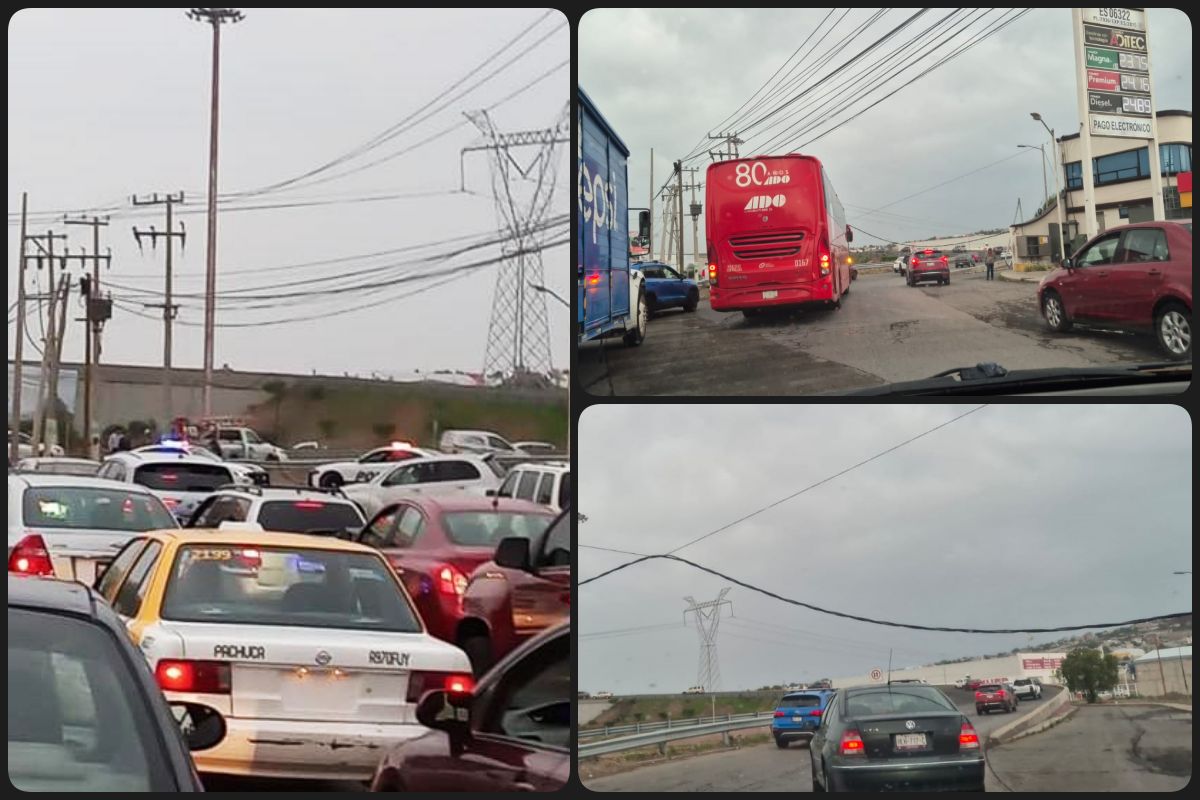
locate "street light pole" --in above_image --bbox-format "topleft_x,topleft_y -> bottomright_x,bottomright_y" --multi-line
527,282 -> 569,454
1018,144 -> 1048,209
1031,113 -> 1067,263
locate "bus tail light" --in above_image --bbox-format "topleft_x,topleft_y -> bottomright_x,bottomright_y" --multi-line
818,239 -> 832,277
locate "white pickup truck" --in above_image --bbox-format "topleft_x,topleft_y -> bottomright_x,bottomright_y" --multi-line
204,426 -> 288,461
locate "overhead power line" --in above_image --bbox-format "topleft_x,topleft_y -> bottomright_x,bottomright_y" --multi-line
578,553 -> 1192,635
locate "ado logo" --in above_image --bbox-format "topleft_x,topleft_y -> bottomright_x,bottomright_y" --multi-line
743,194 -> 787,212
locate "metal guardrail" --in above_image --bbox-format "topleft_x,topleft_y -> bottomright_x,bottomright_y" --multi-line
578,714 -> 774,758
579,710 -> 775,741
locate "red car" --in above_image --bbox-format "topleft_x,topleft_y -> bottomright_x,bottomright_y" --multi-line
1038,220 -> 1192,359
457,508 -> 570,676
352,496 -> 555,645
975,683 -> 1018,715
907,248 -> 950,286
369,623 -> 569,792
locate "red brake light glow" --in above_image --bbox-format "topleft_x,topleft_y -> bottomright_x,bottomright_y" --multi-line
406,671 -> 475,703
587,273 -> 600,286
8,534 -> 54,576
155,660 -> 231,694
840,728 -> 866,756
446,674 -> 474,695
437,565 -> 469,597
293,501 -> 325,509
160,473 -> 178,483
774,710 -> 785,718
959,721 -> 981,751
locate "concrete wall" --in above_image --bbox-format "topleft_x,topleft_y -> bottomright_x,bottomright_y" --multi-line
1133,656 -> 1193,697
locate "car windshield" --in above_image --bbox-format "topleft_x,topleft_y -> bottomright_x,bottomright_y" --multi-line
161,545 -> 422,633
257,500 -> 364,533
8,607 -> 177,791
778,695 -> 821,708
134,462 -> 232,492
22,487 -> 178,531
441,511 -> 553,547
845,688 -> 956,716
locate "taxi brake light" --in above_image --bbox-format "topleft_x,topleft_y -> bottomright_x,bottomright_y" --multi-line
8,534 -> 54,576
155,660 -> 231,694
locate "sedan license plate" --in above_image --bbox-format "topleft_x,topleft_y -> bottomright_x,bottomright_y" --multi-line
762,290 -> 778,299
792,715 -> 802,722
894,733 -> 927,750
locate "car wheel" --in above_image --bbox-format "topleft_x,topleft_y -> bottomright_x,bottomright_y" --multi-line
945,275 -> 950,285
1041,291 -> 1072,332
623,287 -> 648,346
318,472 -> 343,489
684,289 -> 699,312
460,635 -> 494,678
776,737 -> 788,749
645,294 -> 657,314
1155,301 -> 1191,360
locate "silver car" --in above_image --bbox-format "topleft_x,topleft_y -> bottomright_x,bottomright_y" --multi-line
341,454 -> 504,517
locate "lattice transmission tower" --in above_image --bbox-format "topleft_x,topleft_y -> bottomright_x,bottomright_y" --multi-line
461,106 -> 568,386
684,588 -> 732,692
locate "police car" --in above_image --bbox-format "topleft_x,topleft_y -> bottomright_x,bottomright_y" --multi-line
186,484 -> 365,537
98,449 -> 234,524
95,529 -> 473,781
307,442 -> 437,489
134,442 -> 268,487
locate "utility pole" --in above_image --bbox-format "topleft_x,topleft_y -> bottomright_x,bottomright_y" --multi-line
683,168 -> 702,276
132,192 -> 186,426
10,193 -> 29,465
188,7 -> 244,418
63,215 -> 111,452
683,588 -> 732,693
26,230 -> 68,455
50,275 -> 71,450
708,131 -> 743,162
675,161 -> 685,277
647,148 -> 654,261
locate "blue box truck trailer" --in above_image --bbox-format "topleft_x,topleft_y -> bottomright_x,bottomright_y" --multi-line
578,87 -> 646,347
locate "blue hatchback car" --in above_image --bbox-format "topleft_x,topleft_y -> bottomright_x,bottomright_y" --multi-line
772,689 -> 835,748
639,261 -> 699,313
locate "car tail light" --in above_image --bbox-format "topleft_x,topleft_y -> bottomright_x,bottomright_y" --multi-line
810,708 -> 824,717
436,564 -> 468,597
911,256 -> 921,267
940,256 -> 949,265
840,728 -> 865,756
235,547 -> 261,570
997,689 -> 1007,698
156,660 -> 231,694
406,671 -> 475,703
294,501 -> 325,509
8,534 -> 55,576
959,721 -> 980,751
774,710 -> 785,718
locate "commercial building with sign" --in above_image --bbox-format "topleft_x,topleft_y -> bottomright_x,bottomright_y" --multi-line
1012,110 -> 1192,263
828,651 -> 1069,689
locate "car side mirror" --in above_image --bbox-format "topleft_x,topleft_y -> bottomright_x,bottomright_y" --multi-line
170,702 -> 226,751
1062,257 -> 1074,269
494,536 -> 531,571
416,689 -> 470,749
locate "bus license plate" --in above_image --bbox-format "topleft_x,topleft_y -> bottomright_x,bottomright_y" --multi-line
762,290 -> 778,299
895,733 -> 926,750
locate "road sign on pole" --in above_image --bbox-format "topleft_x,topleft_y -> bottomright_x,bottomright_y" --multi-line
870,668 -> 883,682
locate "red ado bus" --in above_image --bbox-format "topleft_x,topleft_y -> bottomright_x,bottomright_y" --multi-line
706,155 -> 854,317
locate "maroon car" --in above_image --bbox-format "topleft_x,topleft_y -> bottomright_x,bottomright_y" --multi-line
369,623 -> 569,792
1038,220 -> 1192,359
907,248 -> 950,286
353,496 -> 554,645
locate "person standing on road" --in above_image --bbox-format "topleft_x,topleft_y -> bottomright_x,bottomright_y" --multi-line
985,247 -> 996,281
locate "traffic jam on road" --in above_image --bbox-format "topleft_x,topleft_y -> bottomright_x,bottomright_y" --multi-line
578,8 -> 1191,397
8,426 -> 571,791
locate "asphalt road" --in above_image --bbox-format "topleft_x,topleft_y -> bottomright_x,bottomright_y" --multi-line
577,268 -> 1165,396
581,691 -> 1190,793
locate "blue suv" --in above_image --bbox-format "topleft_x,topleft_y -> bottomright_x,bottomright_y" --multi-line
772,689 -> 835,748
639,261 -> 699,313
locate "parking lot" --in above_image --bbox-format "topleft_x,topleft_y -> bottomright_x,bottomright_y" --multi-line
577,268 -> 1167,396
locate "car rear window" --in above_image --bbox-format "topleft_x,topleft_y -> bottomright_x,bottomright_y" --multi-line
1014,679 -> 1031,686
978,684 -> 1002,692
256,500 -> 364,534
846,687 -> 956,716
8,607 -> 177,791
161,545 -> 422,633
778,694 -> 822,708
442,511 -> 552,547
915,249 -> 943,258
134,462 -> 232,492
22,487 -> 178,532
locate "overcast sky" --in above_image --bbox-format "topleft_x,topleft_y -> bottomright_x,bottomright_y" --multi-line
579,8 -> 1192,252
578,404 -> 1191,693
8,8 -> 568,377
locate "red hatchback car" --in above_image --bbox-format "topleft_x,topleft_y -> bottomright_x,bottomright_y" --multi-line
907,248 -> 950,286
369,623 -> 569,792
351,496 -> 555,646
1038,220 -> 1192,359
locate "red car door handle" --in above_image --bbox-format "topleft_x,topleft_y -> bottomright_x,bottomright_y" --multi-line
1147,269 -> 1162,276
1096,270 -> 1109,277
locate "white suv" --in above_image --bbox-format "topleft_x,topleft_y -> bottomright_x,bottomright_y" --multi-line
186,484 -> 365,536
438,430 -> 527,456
1012,678 -> 1042,700
341,454 -> 504,517
98,450 -> 235,524
492,461 -> 570,512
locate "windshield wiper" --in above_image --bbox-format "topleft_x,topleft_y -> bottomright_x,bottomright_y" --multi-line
834,361 -> 1191,396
